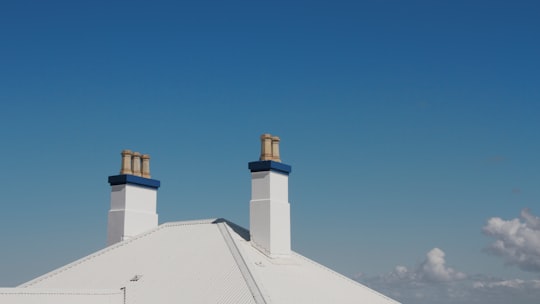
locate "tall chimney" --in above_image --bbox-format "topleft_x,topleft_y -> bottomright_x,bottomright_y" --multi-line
107,150 -> 160,246
249,134 -> 292,258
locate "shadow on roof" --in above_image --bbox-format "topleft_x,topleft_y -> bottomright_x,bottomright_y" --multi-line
213,218 -> 250,241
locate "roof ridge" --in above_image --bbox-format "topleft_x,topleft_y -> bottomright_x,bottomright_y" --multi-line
161,218 -> 218,226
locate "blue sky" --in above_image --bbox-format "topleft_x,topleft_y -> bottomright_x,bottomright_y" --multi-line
1,1 -> 539,302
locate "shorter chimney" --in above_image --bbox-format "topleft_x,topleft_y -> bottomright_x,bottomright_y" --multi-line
107,150 -> 160,246
249,134 -> 292,258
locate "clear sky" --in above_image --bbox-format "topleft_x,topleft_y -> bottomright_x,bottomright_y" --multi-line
1,1 -> 539,303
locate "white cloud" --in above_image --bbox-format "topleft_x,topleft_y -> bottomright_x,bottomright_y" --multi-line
521,208 -> 540,229
371,248 -> 466,285
420,248 -> 467,282
356,248 -> 540,304
473,279 -> 540,290
354,210 -> 540,303
468,277 -> 540,304
482,209 -> 540,272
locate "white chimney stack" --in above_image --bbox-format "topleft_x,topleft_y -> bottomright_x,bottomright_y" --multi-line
107,150 -> 160,246
249,134 -> 292,258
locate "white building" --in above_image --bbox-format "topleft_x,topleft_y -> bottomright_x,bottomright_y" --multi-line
0,135 -> 400,304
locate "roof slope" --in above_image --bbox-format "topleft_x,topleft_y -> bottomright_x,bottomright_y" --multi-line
222,221 -> 399,304
20,219 -> 399,304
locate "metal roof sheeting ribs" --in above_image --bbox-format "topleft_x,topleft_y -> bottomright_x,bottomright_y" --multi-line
16,219 -> 399,304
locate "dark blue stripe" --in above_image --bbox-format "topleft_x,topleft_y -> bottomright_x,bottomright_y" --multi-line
248,161 -> 291,175
108,175 -> 161,189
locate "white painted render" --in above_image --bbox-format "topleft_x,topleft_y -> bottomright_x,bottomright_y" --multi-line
107,184 -> 158,245
250,171 -> 291,258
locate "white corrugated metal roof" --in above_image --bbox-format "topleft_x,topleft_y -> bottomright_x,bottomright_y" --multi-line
21,219 -> 257,304
0,288 -> 123,304
225,223 -> 399,304
16,219 -> 399,304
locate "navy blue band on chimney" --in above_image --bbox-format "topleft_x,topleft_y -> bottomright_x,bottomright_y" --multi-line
108,175 -> 161,189
248,161 -> 292,175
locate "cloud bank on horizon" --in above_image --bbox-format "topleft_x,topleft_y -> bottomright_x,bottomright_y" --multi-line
356,209 -> 540,304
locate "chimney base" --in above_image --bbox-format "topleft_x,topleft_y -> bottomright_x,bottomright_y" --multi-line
249,161 -> 292,258
107,175 -> 160,246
